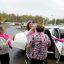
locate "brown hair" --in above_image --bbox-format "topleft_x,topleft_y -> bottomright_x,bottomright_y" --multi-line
36,23 -> 45,32
26,20 -> 32,31
36,25 -> 44,32
0,26 -> 4,34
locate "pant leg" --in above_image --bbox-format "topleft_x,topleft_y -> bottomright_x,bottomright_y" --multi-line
1,53 -> 10,64
38,60 -> 44,64
0,55 -> 1,64
1,60 -> 9,64
31,59 -> 36,64
25,57 -> 29,64
43,58 -> 48,64
31,59 -> 44,64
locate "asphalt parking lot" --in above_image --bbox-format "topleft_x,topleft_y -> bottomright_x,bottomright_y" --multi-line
9,48 -> 64,64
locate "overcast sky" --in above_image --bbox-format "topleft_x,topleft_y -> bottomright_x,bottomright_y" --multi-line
0,0 -> 64,19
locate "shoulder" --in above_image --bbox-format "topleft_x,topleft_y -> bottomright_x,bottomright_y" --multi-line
4,33 -> 9,36
25,30 -> 28,33
44,33 -> 49,38
0,33 -> 10,41
3,33 -> 10,39
24,30 -> 29,35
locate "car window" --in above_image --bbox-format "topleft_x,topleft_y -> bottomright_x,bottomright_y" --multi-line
59,29 -> 64,38
52,29 -> 59,38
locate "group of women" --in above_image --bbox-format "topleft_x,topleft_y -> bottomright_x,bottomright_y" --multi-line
25,20 -> 51,64
0,20 -> 51,64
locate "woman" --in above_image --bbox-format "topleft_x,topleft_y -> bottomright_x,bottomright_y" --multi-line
29,23 -> 51,64
25,20 -> 34,35
0,26 -> 12,64
25,20 -> 35,64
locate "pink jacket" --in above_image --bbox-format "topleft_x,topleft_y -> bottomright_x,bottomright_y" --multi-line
0,33 -> 12,47
0,33 -> 12,55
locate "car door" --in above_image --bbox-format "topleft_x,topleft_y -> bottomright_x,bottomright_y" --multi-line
44,29 -> 55,53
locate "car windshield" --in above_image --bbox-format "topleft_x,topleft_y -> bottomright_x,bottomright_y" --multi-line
59,29 -> 64,38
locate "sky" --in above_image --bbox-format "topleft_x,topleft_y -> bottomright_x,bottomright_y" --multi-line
0,0 -> 64,19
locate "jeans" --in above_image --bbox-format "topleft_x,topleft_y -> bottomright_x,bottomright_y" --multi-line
0,53 -> 10,64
